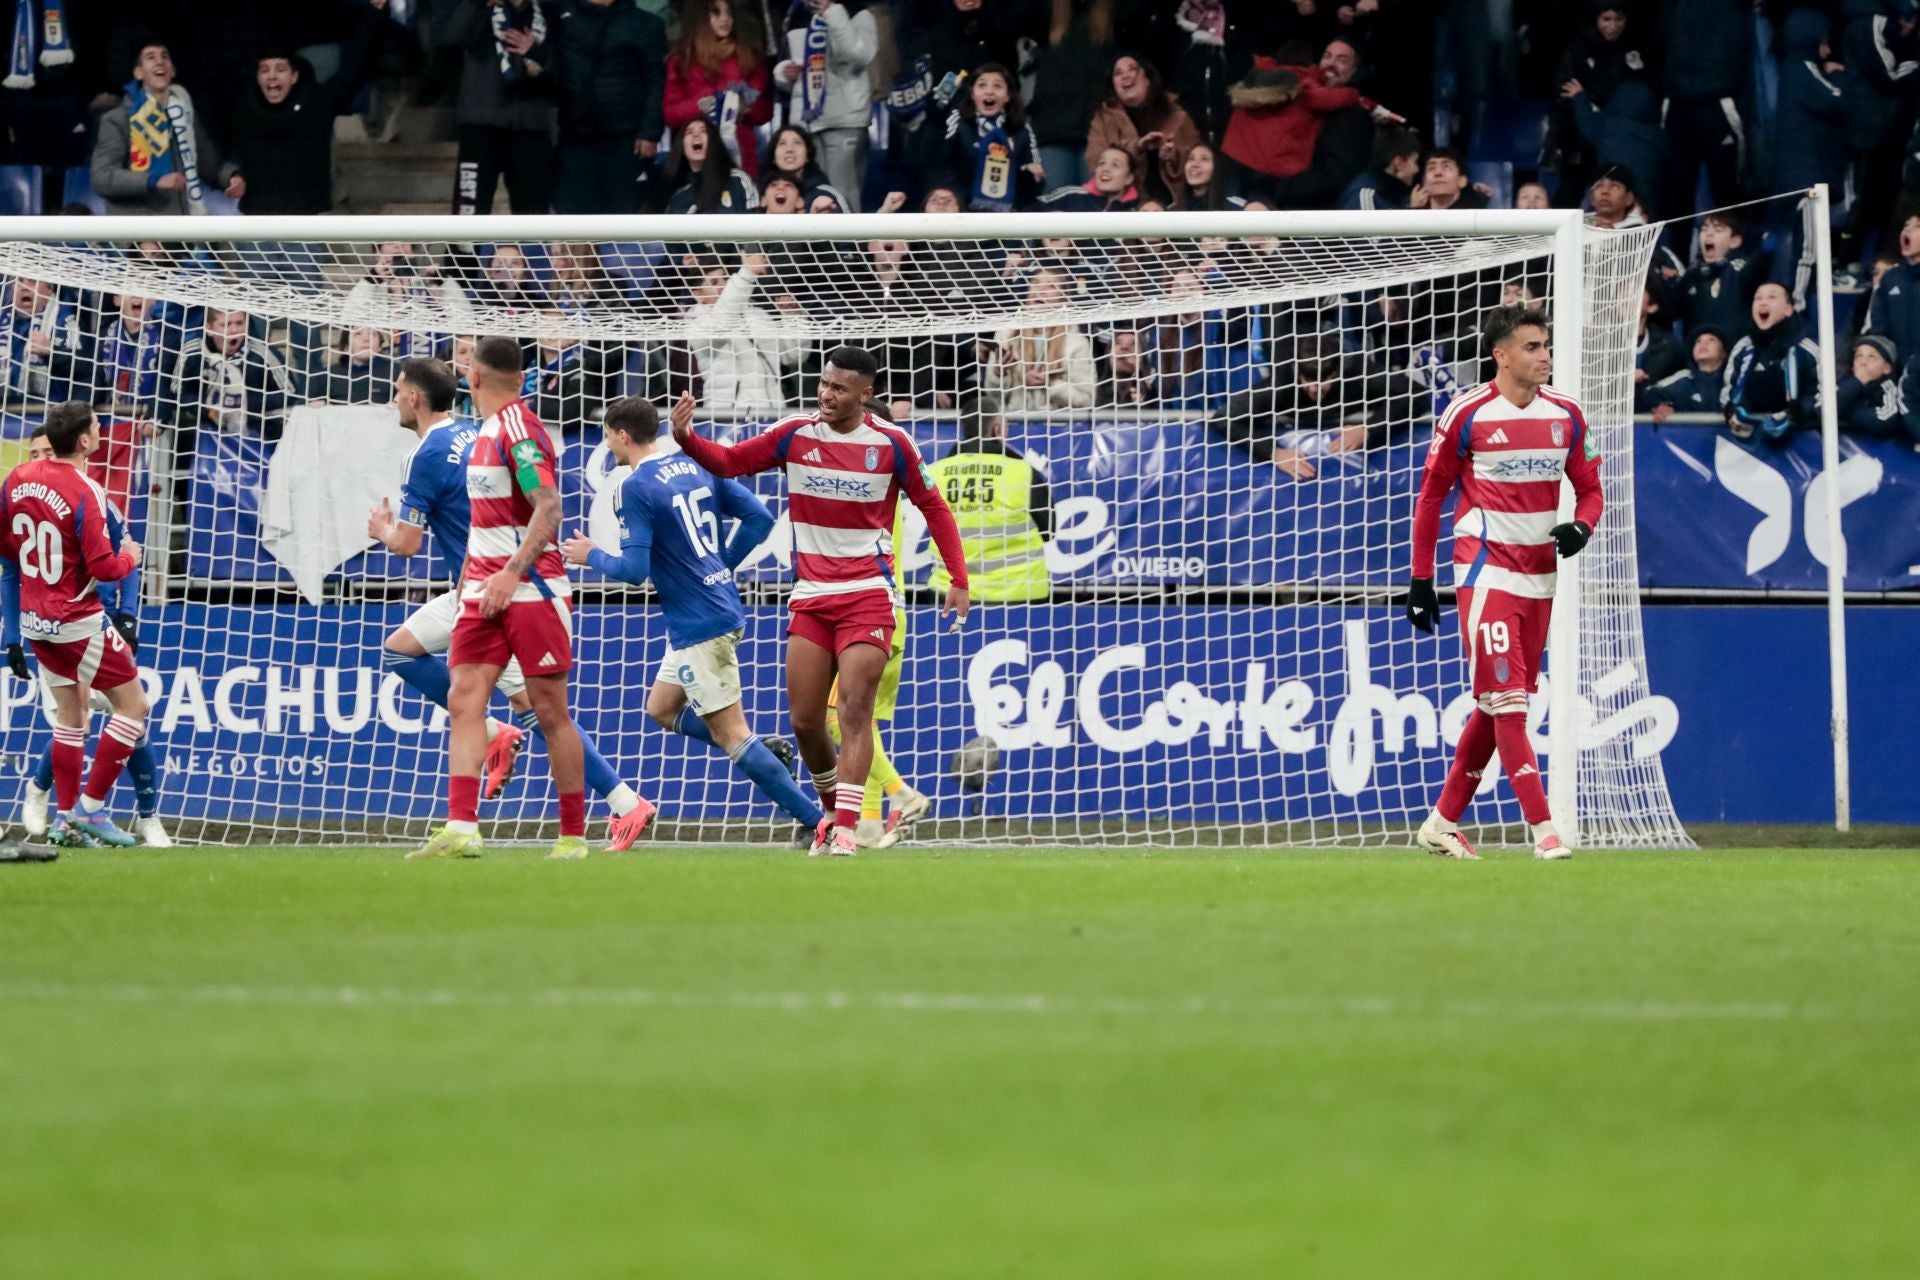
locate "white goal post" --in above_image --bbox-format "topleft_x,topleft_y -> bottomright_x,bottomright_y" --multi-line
0,209 -> 1690,848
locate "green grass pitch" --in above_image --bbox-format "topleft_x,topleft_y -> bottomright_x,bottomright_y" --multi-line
5,842 -> 1919,1278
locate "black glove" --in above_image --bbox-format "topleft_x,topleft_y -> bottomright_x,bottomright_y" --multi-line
111,612 -> 140,655
1550,520 -> 1592,558
1403,577 -> 1440,634
6,643 -> 28,682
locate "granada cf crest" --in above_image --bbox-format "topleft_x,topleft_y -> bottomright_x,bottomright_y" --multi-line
865,446 -> 879,470
1551,421 -> 1565,447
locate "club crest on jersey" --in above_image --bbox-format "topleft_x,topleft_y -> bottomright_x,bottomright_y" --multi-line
865,446 -> 879,471
1551,421 -> 1565,447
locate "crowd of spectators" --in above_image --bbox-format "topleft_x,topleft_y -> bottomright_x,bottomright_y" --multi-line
3,0 -> 1920,472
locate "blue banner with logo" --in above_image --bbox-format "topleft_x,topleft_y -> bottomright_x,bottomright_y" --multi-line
1635,426 -> 1920,592
182,419 -> 1920,595
1,601 -> 1911,832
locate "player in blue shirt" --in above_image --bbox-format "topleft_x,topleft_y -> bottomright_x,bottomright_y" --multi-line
9,425 -> 169,846
562,396 -> 825,841
366,357 -> 657,850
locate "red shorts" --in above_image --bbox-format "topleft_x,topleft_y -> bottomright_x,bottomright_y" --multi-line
788,591 -> 897,656
1456,587 -> 1552,696
449,595 -> 573,676
32,625 -> 140,691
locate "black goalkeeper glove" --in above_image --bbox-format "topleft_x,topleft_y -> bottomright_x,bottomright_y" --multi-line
1550,520 -> 1592,559
1403,577 -> 1440,634
6,643 -> 28,682
110,612 -> 140,655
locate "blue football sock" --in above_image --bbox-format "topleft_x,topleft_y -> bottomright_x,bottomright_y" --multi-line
128,735 -> 160,819
383,647 -> 452,708
33,744 -> 53,792
517,708 -> 622,800
672,706 -> 719,749
731,735 -> 825,827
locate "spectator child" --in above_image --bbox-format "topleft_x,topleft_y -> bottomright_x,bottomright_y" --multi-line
88,294 -> 167,422
982,268 -> 1096,412
1670,213 -> 1762,341
1724,284 -> 1820,443
1514,181 -> 1552,210
662,118 -> 760,213
232,28 -> 381,216
941,62 -> 1044,211
1587,162 -> 1645,229
305,328 -> 396,406
1836,334 -> 1905,437
766,124 -> 850,208
664,0 -> 773,176
1085,53 -> 1201,205
90,41 -> 242,216
172,307 -> 295,440
1634,288 -> 1684,409
1863,213 -> 1920,370
1039,146 -> 1142,211
776,0 -> 878,210
1340,128 -> 1421,211
1169,143 -> 1230,210
1414,148 -> 1488,210
1646,326 -> 1729,423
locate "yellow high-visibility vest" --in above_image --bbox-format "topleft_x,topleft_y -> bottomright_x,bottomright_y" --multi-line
928,448 -> 1049,601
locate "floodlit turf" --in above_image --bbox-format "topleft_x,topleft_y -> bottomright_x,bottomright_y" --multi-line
5,844 -> 1919,1279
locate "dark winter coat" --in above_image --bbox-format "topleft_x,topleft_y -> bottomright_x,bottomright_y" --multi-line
1864,259 -> 1920,367
1554,0 -> 1651,108
230,43 -> 376,216
1261,105 -> 1372,210
1656,0 -> 1752,101
941,108 -> 1043,209
1672,249 -> 1763,340
1836,372 -> 1905,435
1725,315 -> 1820,440
1839,0 -> 1919,151
1340,165 -> 1413,211
1770,9 -> 1848,193
440,0 -> 558,132
903,0 -> 1041,93
1569,80 -> 1669,215
1025,12 -> 1113,148
1633,319 -> 1686,410
1645,344 -> 1729,415
548,0 -> 667,142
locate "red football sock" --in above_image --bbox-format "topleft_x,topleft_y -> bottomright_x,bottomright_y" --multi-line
558,790 -> 586,837
835,782 -> 862,831
83,715 -> 143,803
51,724 -> 86,813
448,775 -> 481,825
1437,709 -> 1498,822
1493,710 -> 1552,825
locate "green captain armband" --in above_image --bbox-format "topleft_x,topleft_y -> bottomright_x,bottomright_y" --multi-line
510,438 -> 554,493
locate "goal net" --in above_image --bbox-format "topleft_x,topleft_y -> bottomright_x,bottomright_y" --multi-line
0,211 -> 1689,849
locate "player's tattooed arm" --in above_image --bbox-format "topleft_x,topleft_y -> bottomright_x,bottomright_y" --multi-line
481,486 -> 561,618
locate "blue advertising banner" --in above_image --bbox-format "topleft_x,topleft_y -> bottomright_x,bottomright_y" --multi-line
3,599 -> 1907,833
1636,427 -> 1920,592
181,418 -> 1920,596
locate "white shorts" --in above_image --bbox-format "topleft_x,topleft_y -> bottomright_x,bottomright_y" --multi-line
654,628 -> 743,716
403,588 -> 526,698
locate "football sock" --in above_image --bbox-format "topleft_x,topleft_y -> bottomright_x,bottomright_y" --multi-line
1437,709 -> 1498,823
448,775 -> 480,826
51,725 -> 85,814
834,782 -> 863,831
813,767 -> 837,811
128,734 -> 160,819
516,708 -> 623,804
672,706 -> 719,748
1489,696 -> 1551,825
83,715 -> 143,805
383,648 -> 451,706
558,790 -> 586,837
728,736 -> 825,826
32,745 -> 53,792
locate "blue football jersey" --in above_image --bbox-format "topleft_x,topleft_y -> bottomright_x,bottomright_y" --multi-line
617,457 -> 765,649
397,418 -> 478,579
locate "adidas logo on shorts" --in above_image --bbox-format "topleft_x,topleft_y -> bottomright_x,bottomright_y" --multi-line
539,652 -> 558,668
870,629 -> 886,641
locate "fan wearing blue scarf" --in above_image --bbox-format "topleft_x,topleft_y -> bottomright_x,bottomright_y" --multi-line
4,0 -> 72,90
90,41 -> 242,216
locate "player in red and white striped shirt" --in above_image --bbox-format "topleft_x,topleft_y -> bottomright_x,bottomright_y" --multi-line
411,337 -> 590,861
1405,305 -> 1604,862
672,345 -> 970,856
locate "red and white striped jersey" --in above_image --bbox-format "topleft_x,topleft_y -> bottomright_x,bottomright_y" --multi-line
464,398 -> 568,602
1411,381 -> 1604,600
0,459 -> 138,642
679,409 -> 969,602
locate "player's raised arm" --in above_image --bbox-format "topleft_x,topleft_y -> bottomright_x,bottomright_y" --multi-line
671,391 -> 791,478
716,478 -> 775,571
